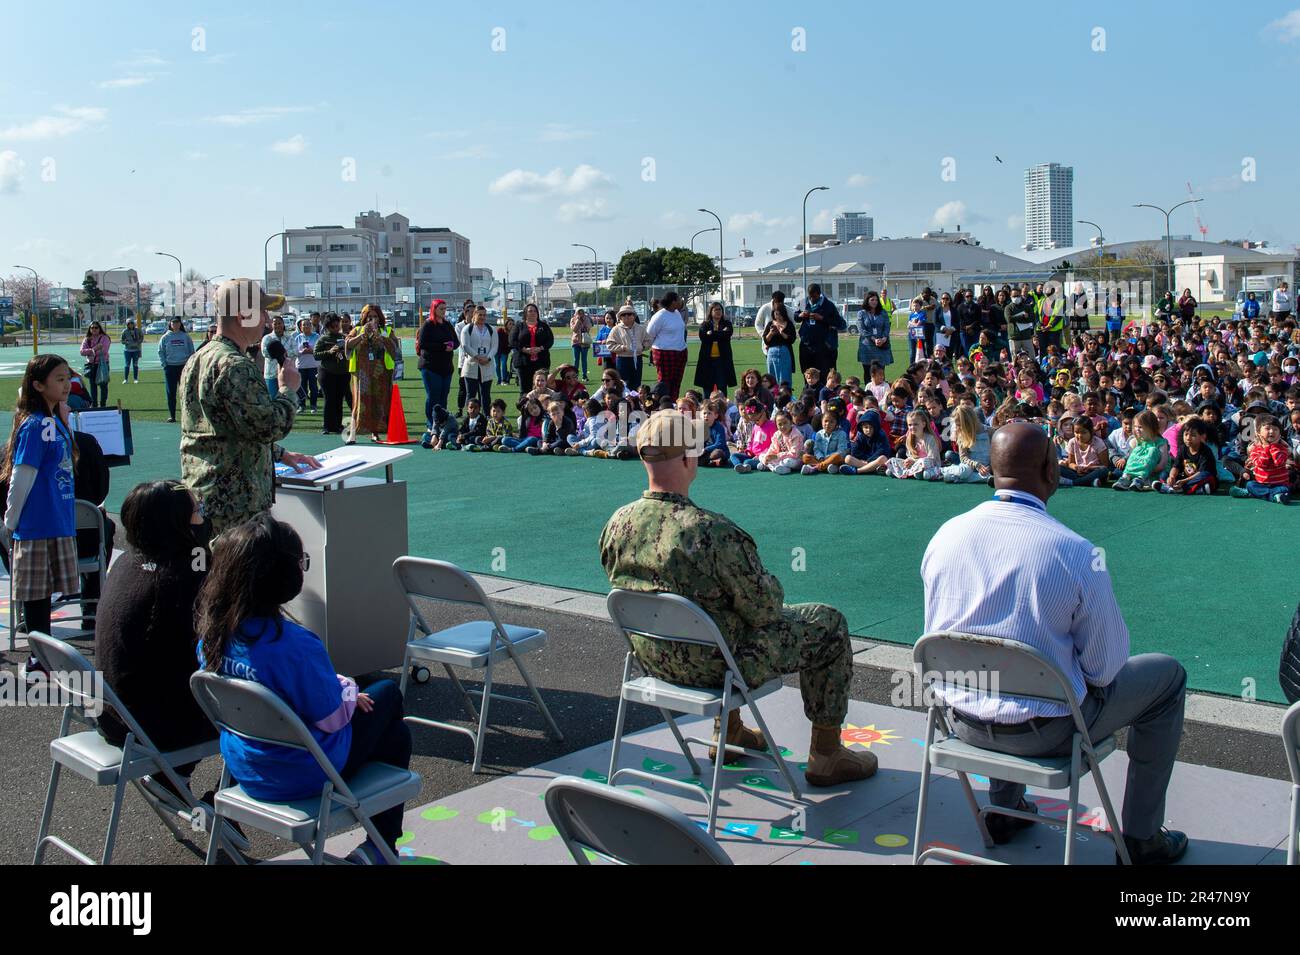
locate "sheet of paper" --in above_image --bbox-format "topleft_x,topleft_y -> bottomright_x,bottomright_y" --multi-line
72,410 -> 127,456
278,454 -> 363,482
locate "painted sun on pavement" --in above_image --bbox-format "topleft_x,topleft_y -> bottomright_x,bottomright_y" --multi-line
840,724 -> 900,748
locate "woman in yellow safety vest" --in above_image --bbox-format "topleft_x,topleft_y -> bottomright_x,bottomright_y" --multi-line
345,303 -> 401,443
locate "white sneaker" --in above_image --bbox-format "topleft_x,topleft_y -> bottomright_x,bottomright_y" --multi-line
827,464 -> 840,474
800,464 -> 816,475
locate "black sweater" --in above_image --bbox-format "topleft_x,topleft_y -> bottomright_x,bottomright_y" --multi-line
95,550 -> 216,751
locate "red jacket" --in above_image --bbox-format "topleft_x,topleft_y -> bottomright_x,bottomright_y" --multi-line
1248,441 -> 1292,486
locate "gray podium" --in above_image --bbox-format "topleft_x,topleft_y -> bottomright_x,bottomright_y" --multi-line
271,446 -> 413,678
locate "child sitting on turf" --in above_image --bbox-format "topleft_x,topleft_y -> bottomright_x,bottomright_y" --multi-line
940,405 -> 991,483
885,387 -> 912,447
1230,413 -> 1293,504
567,398 -> 609,456
842,408 -> 891,475
701,400 -> 731,467
760,411 -> 805,474
1112,409 -> 1168,491
1060,415 -> 1109,487
454,399 -> 487,449
799,367 -> 822,410
819,368 -> 844,405
1107,408 -> 1137,476
1155,417 -> 1216,495
731,400 -> 777,472
531,399 -> 576,455
886,409 -> 942,480
800,406 -> 849,474
475,398 -> 515,452
788,401 -> 816,445
503,399 -> 545,453
1053,413 -> 1075,462
424,405 -> 458,450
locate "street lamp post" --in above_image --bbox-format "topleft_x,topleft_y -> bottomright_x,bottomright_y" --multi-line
13,265 -> 38,353
690,227 -> 718,253
1077,220 -> 1105,260
1133,199 -> 1201,295
802,186 -> 829,302
263,231 -> 285,299
313,249 -> 327,314
96,266 -> 129,328
155,252 -> 182,320
523,258 -> 545,316
416,280 -> 432,322
571,243 -> 597,310
697,209 -> 724,306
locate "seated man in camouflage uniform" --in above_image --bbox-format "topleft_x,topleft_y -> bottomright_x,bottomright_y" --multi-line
180,279 -> 320,535
600,410 -> 876,787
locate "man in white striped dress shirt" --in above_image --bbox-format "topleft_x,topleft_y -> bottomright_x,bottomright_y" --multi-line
921,422 -> 1188,864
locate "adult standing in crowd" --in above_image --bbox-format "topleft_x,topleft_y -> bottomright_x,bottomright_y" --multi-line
762,297 -> 797,387
693,302 -> 736,397
120,318 -> 143,385
179,279 -> 317,535
511,303 -> 555,393
158,316 -> 195,423
606,303 -> 647,389
496,315 -> 514,385
459,303 -> 498,409
753,289 -> 784,365
453,299 -> 474,415
313,313 -> 351,436
1177,288 -> 1198,325
96,480 -> 216,793
80,321 -> 112,408
416,299 -> 457,435
1005,285 -> 1038,358
593,309 -> 616,373
570,307 -> 593,381
1271,280 -> 1291,321
797,283 -> 845,381
856,290 -> 892,379
920,422 -> 1188,864
600,411 -> 877,787
292,317 -> 320,415
646,290 -> 689,399
260,315 -> 289,399
346,303 -> 400,444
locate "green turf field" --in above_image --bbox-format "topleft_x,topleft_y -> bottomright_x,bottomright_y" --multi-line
23,409 -> 1295,705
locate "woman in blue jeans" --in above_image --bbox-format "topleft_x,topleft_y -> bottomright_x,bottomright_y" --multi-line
415,299 -> 457,436
569,309 -> 593,380
196,515 -> 413,865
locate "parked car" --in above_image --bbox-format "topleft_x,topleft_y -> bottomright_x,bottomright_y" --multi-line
548,307 -> 574,327
145,320 -> 168,335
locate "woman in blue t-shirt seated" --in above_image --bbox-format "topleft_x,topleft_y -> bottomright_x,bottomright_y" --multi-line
195,514 -> 412,865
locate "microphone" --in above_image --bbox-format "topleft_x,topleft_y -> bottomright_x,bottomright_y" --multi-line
266,339 -> 287,366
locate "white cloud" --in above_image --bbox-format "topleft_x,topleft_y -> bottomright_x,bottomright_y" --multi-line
0,151 -> 24,193
202,53 -> 237,66
184,150 -> 207,161
659,211 -> 688,228
728,211 -> 795,233
271,134 -> 308,155
425,130 -> 469,141
436,144 -> 494,160
489,163 -> 612,199
846,173 -> 873,187
539,123 -> 594,142
205,106 -> 315,127
931,200 -> 968,229
557,198 -> 615,223
116,50 -> 167,68
98,75 -> 155,89
1006,214 -> 1024,230
0,106 -> 107,142
0,152 -> 23,194
1269,10 -> 1300,41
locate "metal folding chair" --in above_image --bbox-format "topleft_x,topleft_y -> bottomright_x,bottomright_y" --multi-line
911,631 -> 1129,865
544,775 -> 732,865
393,557 -> 563,773
189,671 -> 422,865
1283,700 -> 1300,866
605,589 -> 802,836
28,632 -> 245,865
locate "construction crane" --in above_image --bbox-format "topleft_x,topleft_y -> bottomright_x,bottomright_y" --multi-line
1186,181 -> 1208,239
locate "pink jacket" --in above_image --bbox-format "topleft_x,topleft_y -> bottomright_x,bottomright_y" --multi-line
746,419 -> 777,457
81,333 -> 111,363
761,427 -> 803,465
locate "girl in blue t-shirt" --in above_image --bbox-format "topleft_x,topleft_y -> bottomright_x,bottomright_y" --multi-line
0,355 -> 79,680
196,514 -> 413,864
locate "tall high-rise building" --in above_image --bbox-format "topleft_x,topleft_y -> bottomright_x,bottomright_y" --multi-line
834,212 -> 874,243
1023,163 -> 1074,251
561,260 -> 613,282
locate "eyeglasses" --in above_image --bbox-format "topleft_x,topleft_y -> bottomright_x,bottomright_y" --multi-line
299,553 -> 311,572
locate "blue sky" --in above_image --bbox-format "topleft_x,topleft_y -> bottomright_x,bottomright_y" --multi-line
3,0 -> 1300,288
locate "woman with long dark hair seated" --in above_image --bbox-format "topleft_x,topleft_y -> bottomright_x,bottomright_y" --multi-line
195,514 -> 412,865
96,480 -> 216,789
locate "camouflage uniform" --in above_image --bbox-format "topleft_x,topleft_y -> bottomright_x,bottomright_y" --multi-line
599,490 -> 851,725
179,336 -> 297,534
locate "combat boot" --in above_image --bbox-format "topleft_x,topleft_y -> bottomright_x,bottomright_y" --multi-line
804,723 -> 878,786
707,710 -> 769,762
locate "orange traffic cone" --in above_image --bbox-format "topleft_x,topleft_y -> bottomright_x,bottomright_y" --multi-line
382,383 -> 414,444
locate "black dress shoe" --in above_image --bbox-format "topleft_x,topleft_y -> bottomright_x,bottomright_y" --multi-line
1120,827 -> 1188,865
985,797 -> 1038,844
